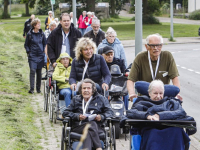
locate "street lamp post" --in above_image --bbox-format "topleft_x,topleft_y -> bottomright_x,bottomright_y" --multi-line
170,0 -> 174,40
73,0 -> 77,28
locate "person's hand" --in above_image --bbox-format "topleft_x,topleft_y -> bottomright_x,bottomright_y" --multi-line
53,62 -> 57,68
70,84 -> 77,91
129,94 -> 137,102
79,114 -> 87,121
23,36 -> 26,38
176,94 -> 183,101
95,115 -> 101,121
147,115 -> 159,121
65,78 -> 69,82
102,83 -> 109,91
153,114 -> 160,120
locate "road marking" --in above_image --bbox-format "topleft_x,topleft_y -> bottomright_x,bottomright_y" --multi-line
188,69 -> 194,72
177,65 -> 200,75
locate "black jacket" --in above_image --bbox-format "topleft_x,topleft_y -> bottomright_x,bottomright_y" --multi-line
23,18 -> 32,36
69,54 -> 111,85
107,57 -> 126,73
83,30 -> 105,46
62,92 -> 113,128
47,23 -> 82,64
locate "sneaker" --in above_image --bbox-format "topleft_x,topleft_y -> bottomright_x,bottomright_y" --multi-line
37,90 -> 41,93
28,90 -> 34,94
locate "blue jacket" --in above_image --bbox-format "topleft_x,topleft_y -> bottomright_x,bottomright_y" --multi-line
97,38 -> 127,67
126,96 -> 186,120
24,28 -> 46,69
62,92 -> 113,128
69,54 -> 111,86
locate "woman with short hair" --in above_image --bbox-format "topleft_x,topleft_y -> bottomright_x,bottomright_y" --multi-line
24,18 -> 47,94
98,27 -> 127,67
69,37 -> 111,94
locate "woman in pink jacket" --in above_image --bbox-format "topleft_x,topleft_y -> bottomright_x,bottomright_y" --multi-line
78,11 -> 88,36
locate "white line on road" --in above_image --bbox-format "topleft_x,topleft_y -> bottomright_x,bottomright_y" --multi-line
188,69 -> 194,72
181,67 -> 186,69
195,72 -> 200,74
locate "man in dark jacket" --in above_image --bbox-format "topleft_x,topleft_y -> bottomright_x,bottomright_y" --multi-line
23,14 -> 35,38
63,79 -> 113,150
83,18 -> 105,47
47,13 -> 82,67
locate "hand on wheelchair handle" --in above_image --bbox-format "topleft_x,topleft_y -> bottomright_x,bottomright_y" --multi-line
53,62 -> 57,68
95,115 -> 101,121
70,84 -> 76,91
102,83 -> 108,91
129,94 -> 137,101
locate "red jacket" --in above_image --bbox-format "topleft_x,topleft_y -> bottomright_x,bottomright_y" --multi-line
78,15 -> 88,29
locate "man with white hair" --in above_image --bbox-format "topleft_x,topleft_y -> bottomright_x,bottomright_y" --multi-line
23,14 -> 35,38
83,18 -> 105,46
45,11 -> 54,30
127,33 -> 182,101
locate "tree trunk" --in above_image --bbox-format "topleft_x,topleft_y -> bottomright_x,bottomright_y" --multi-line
110,0 -> 116,17
3,0 -> 10,18
86,0 -> 95,12
25,2 -> 29,16
143,0 -> 148,16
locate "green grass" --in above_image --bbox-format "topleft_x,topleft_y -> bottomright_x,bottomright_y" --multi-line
0,25 -> 42,149
101,22 -> 200,40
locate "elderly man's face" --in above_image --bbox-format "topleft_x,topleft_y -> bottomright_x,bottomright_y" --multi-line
92,23 -> 100,33
145,36 -> 162,61
106,33 -> 115,44
49,13 -> 52,17
103,52 -> 114,63
81,45 -> 94,61
60,15 -> 71,31
149,86 -> 164,101
82,82 -> 93,100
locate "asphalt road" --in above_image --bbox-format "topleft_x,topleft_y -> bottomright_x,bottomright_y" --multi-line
122,43 -> 200,147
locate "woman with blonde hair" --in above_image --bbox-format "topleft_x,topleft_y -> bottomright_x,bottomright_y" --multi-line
69,37 -> 111,94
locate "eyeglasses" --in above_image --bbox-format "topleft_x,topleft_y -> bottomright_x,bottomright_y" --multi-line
147,44 -> 162,49
108,36 -> 115,39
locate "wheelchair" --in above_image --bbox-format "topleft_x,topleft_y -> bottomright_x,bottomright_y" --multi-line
60,117 -> 116,150
124,81 -> 197,150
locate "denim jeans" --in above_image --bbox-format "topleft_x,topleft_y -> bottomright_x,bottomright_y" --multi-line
123,94 -> 129,110
60,88 -> 72,107
79,28 -> 86,36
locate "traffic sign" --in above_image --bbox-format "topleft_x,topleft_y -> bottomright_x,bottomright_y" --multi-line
51,0 -> 55,5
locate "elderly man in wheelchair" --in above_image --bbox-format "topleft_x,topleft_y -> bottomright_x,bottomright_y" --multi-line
62,78 -> 114,150
120,80 -> 196,150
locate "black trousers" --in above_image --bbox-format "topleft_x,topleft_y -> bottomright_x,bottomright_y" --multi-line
72,121 -> 103,150
30,68 -> 42,91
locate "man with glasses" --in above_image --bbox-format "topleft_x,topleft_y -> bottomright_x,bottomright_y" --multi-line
83,18 -> 105,46
47,13 -> 82,68
127,34 -> 182,101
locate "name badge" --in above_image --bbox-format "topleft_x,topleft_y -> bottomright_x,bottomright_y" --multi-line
61,45 -> 66,53
162,72 -> 168,77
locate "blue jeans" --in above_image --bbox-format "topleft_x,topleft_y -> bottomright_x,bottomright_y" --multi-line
60,88 -> 72,107
79,28 -> 86,36
123,95 -> 129,110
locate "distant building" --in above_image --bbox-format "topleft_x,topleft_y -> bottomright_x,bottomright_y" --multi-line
188,0 -> 200,13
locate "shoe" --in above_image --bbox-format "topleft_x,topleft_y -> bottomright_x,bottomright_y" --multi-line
37,90 -> 41,93
28,90 -> 34,94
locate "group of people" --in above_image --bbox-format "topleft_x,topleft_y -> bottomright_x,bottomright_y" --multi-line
23,10 -> 196,150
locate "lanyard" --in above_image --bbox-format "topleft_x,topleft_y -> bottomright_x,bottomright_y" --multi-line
82,60 -> 89,80
62,30 -> 69,45
82,96 -> 93,114
148,51 -> 160,80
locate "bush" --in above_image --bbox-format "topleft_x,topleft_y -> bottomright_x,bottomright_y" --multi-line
189,9 -> 200,20
143,15 -> 160,24
0,12 -> 10,19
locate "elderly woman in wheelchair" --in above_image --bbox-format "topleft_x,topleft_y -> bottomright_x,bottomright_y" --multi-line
52,53 -> 72,108
62,78 -> 114,150
120,80 -> 196,150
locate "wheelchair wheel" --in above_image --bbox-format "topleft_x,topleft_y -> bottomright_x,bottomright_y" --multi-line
109,123 -> 116,150
49,89 -> 53,121
113,122 -> 120,139
61,127 -> 67,150
53,99 -> 57,124
43,81 -> 48,112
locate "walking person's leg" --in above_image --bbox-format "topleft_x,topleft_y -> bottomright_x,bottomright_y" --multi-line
29,68 -> 36,93
36,69 -> 42,93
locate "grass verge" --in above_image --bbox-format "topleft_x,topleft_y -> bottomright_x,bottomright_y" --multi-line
0,26 -> 42,149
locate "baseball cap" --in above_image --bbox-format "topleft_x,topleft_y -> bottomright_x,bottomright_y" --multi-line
102,46 -> 114,54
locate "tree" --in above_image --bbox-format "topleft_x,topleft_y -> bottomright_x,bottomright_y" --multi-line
2,0 -> 10,18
